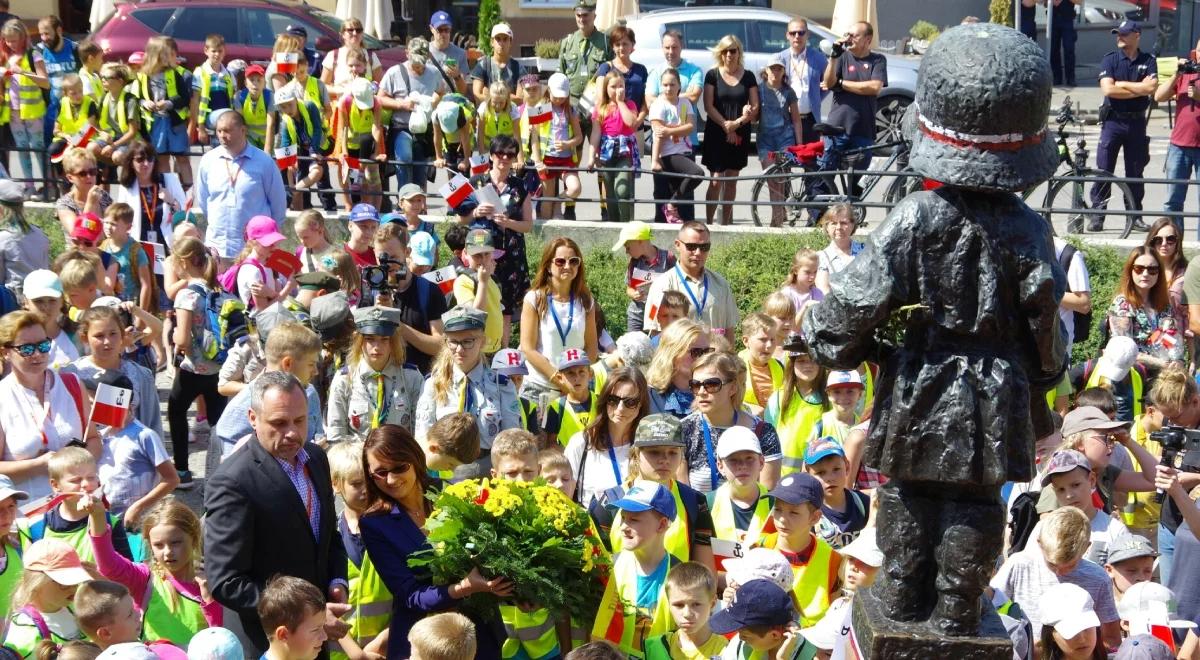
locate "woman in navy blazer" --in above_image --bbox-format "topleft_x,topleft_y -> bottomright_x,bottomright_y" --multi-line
359,424 -> 513,659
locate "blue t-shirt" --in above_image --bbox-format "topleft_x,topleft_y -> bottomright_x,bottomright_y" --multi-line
98,418 -> 171,514
635,554 -> 670,612
597,61 -> 650,113
191,66 -> 233,114
40,38 -> 78,102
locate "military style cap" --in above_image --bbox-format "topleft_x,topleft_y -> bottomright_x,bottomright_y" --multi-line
296,271 -> 341,292
441,305 -> 487,333
464,228 -> 505,258
354,305 -> 403,337
634,414 -> 684,448
575,0 -> 597,10
310,291 -> 351,340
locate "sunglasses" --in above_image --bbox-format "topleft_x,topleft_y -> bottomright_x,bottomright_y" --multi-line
688,346 -> 713,360
606,394 -> 640,409
133,155 -> 153,164
370,463 -> 412,480
492,151 -> 518,159
680,242 -> 712,253
1132,264 -> 1160,275
71,168 -> 97,177
1151,235 -> 1179,247
689,377 -> 728,394
8,339 -> 52,357
446,337 -> 478,350
1087,433 -> 1118,448
73,238 -> 96,248
788,30 -> 807,36
553,256 -> 582,268
344,27 -> 363,34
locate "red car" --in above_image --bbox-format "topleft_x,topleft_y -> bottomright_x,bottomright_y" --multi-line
93,0 -> 406,72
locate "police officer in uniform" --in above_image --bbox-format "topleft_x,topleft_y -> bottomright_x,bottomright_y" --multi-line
1088,20 -> 1157,232
326,306 -> 425,442
558,0 -> 612,219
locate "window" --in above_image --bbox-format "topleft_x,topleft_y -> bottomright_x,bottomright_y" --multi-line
170,7 -> 238,45
131,8 -> 176,34
665,20 -> 749,52
756,21 -> 790,53
243,10 -> 323,49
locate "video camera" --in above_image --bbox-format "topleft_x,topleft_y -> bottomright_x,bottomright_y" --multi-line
1179,59 -> 1200,75
361,254 -> 408,301
1148,424 -> 1200,502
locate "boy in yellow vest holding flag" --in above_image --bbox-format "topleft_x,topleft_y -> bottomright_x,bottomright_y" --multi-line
754,473 -> 842,628
545,349 -> 599,447
49,74 -> 98,165
707,426 -> 774,554
327,441 -> 392,660
593,480 -> 681,658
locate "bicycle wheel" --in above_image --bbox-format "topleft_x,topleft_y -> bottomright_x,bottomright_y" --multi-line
1039,170 -> 1139,238
882,168 -> 922,209
751,161 -> 806,227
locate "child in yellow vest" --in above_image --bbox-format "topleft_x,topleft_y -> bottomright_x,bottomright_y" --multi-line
1,539 -> 91,656
531,73 -> 583,220
707,427 -> 774,553
476,80 -> 521,159
798,529 -> 883,656
74,579 -> 185,655
190,34 -> 235,145
50,74 -> 98,164
0,18 -> 49,198
78,41 -> 104,104
765,334 -> 828,477
754,473 -> 842,628
334,51 -> 386,212
235,64 -> 275,151
739,313 -> 783,417
327,441 -> 393,660
454,228 -> 506,355
808,370 -> 863,448
644,562 -> 727,660
136,36 -> 193,187
93,62 -> 140,168
709,579 -> 820,660
0,476 -> 25,622
592,480 -> 681,659
546,349 -> 599,447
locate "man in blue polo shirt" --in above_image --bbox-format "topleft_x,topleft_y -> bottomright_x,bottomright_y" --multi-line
1086,20 -> 1156,233
38,16 -> 78,145
646,29 -> 704,223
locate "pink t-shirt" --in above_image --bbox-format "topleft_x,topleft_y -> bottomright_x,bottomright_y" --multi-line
592,100 -> 637,137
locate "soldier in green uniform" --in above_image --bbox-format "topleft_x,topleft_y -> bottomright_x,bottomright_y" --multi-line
558,0 -> 612,220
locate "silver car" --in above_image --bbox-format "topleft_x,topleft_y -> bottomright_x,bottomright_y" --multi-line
625,7 -> 919,145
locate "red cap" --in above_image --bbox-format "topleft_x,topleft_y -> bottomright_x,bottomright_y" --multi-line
245,64 -> 266,77
71,212 -> 103,243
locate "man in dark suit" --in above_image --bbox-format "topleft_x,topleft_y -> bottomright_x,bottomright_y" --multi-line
204,371 -> 352,654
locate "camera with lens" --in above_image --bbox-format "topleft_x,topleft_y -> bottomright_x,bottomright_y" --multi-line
1179,59 -> 1200,75
1148,425 -> 1200,502
361,254 -> 408,300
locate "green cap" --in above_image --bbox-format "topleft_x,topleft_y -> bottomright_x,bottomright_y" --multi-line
441,305 -> 487,333
634,414 -> 684,448
295,271 -> 341,292
575,0 -> 597,10
353,305 -> 403,336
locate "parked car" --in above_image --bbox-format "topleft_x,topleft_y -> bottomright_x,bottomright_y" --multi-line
624,7 -> 918,146
94,0 -> 406,72
1032,0 -> 1143,26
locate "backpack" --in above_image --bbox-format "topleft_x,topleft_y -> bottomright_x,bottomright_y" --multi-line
1007,489 -> 1040,556
216,257 -> 266,302
187,283 -> 250,364
1058,244 -> 1092,344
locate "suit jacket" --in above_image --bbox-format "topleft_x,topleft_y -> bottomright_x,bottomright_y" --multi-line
203,437 -> 346,653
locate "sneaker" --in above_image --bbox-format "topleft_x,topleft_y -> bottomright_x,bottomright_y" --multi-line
176,471 -> 194,490
189,418 -> 211,444
663,204 -> 683,224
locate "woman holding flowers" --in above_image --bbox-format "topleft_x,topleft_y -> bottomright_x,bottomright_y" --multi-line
359,424 -> 514,659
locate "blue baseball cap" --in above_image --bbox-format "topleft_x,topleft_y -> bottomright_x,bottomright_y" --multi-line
349,203 -> 380,223
1113,20 -> 1141,35
410,231 -> 437,267
609,481 -> 677,521
380,211 -> 405,224
804,436 -> 846,465
431,10 -> 453,28
709,580 -> 797,634
769,473 -> 824,508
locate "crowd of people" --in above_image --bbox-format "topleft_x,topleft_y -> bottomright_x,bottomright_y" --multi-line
0,4 -> 1190,660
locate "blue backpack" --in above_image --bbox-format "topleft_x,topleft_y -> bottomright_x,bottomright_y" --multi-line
187,283 -> 250,363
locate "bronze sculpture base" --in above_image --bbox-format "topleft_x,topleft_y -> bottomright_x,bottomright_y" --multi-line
850,585 -> 1013,660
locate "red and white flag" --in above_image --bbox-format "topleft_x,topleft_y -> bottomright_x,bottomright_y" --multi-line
91,382 -> 133,428
422,265 -> 458,294
265,249 -> 303,279
275,52 -> 299,76
527,103 -> 552,125
68,124 -> 97,148
469,153 -> 490,176
438,173 -> 475,208
342,154 -> 362,171
629,266 -> 661,290
21,493 -> 72,519
274,144 -> 298,169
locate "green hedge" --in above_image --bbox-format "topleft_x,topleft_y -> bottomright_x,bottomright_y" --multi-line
25,206 -> 1129,362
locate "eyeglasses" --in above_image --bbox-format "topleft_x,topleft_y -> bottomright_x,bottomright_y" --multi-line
1086,433 -> 1118,448
688,346 -> 713,360
446,337 -> 478,350
369,463 -> 412,480
133,155 -> 153,164
552,256 -> 582,268
689,377 -> 728,394
1151,235 -> 1179,247
788,30 -> 807,36
680,242 -> 712,253
1132,264 -> 1160,276
493,151 -> 518,159
606,394 -> 640,409
344,27 -> 363,34
100,75 -> 122,81
71,168 -> 97,177
7,339 -> 52,357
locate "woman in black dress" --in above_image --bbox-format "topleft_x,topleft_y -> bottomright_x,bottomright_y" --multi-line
702,35 -> 758,225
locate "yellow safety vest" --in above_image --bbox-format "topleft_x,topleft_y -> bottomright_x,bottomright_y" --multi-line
532,104 -> 579,158
500,605 -> 560,660
241,93 -> 268,145
56,96 -> 94,138
481,102 -> 515,144
348,100 -> 375,138
1085,364 -> 1144,418
330,549 -> 393,659
13,51 -> 45,121
80,68 -> 102,104
591,552 -> 679,659
141,572 -> 208,647
136,68 -> 190,127
857,362 -> 875,418
99,90 -> 131,138
740,350 -> 785,409
300,74 -> 330,135
610,480 -> 691,561
195,63 -> 235,123
771,390 -> 826,476
758,533 -> 839,627
281,101 -> 330,152
710,483 -> 771,547
1123,416 -> 1164,529
0,543 -> 22,621
552,395 -> 598,447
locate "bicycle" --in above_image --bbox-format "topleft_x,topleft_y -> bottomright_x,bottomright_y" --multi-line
749,125 -> 920,227
1022,96 -> 1139,238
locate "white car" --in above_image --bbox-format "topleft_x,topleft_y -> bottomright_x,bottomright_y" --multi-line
624,7 -> 919,145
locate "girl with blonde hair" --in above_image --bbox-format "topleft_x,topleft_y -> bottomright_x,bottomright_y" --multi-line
702,34 -> 758,225
647,319 -> 709,418
136,36 -> 192,187
327,307 -> 424,442
0,18 -> 49,197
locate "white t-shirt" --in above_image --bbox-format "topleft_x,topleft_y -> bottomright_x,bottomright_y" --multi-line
1027,510 -> 1132,566
1054,238 -> 1091,350
649,97 -> 692,157
522,290 -> 589,391
49,328 -> 79,370
0,371 -> 85,500
322,47 -> 382,91
235,262 -> 286,309
564,431 -> 632,508
990,545 -> 1119,637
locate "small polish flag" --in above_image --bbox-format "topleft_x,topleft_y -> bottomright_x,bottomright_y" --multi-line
647,288 -> 664,324
21,493 -> 73,519
68,124 -> 97,148
710,537 -> 744,573
469,153 -> 490,176
527,103 -> 552,125
91,382 -> 132,428
274,144 -> 298,169
342,154 -> 362,171
422,265 -> 458,294
275,52 -> 299,76
438,173 -> 475,208
629,266 -> 659,290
